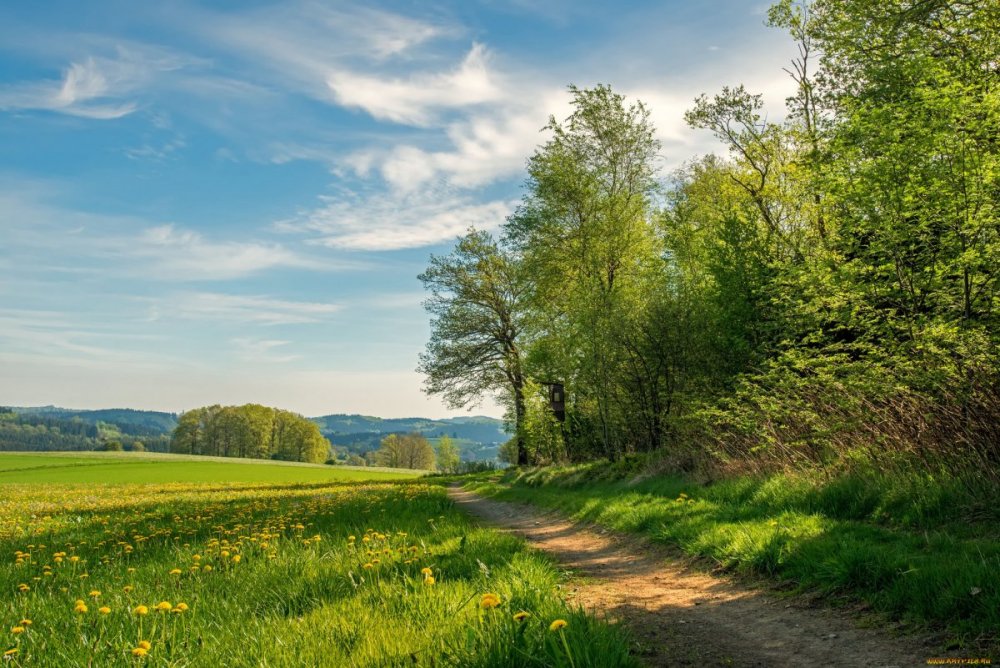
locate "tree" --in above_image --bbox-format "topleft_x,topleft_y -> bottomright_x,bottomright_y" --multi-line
508,84 -> 662,459
419,230 -> 530,464
435,436 -> 460,473
374,433 -> 436,470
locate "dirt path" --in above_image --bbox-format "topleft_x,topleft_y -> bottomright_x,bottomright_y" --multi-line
449,485 -> 944,667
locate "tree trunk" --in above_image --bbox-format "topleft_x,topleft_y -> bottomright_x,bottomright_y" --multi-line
514,380 -> 528,465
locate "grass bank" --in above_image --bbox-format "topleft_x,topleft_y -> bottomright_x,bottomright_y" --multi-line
465,464 -> 1000,646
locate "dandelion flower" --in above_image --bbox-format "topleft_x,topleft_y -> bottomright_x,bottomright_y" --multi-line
17,584 -> 29,593
124,586 -> 133,593
155,601 -> 172,612
424,576 -> 435,586
174,602 -> 189,612
89,590 -> 101,598
420,567 -> 433,577
231,555 -> 241,563
513,611 -> 531,622
133,605 -> 149,616
4,649 -> 17,657
99,606 -> 111,615
131,647 -> 148,657
138,641 -> 151,650
18,620 -> 30,627
480,593 -> 501,609
169,569 -> 181,576
74,603 -> 88,614
362,563 -> 373,570
10,626 -> 25,635
202,565 -> 213,573
549,619 -> 568,632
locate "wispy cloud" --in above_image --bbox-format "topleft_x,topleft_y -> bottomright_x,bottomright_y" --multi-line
279,187 -> 515,251
166,293 -> 341,326
328,44 -> 502,126
0,186 -> 350,281
0,44 -> 197,119
230,337 -> 300,363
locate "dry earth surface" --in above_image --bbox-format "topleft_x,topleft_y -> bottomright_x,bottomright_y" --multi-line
449,485 -> 978,667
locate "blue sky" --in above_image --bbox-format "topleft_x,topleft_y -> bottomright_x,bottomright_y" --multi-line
0,0 -> 796,418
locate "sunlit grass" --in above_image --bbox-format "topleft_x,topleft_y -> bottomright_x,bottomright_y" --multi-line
466,466 -> 1000,643
1,478 -> 635,666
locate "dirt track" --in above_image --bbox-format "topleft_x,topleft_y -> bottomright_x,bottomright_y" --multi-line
449,485 -> 947,667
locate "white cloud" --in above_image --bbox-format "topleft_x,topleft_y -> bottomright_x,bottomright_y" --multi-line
280,188 -> 515,251
327,44 -> 503,125
0,45 -> 196,120
169,293 -> 341,325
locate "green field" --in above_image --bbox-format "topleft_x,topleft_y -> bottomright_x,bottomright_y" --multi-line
0,455 -> 633,666
0,452 -> 420,485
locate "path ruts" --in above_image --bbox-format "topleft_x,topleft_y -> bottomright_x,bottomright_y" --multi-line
449,485 -> 942,667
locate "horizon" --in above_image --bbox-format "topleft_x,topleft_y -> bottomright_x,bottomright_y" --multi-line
1,0 -> 796,417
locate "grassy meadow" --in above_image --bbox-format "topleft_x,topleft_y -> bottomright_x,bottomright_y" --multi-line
1,454 -> 635,666
466,466 -> 1000,647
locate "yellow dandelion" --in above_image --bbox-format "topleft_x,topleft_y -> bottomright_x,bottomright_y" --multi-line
124,586 -> 133,593
99,606 -> 111,615
18,620 -> 30,626
17,584 -> 29,592
10,626 -> 25,635
202,565 -> 213,573
4,649 -> 17,657
131,647 -> 148,657
138,641 -> 151,650
74,603 -> 88,614
420,567 -> 433,576
133,605 -> 149,616
89,589 -> 101,598
155,601 -> 172,612
231,555 -> 241,563
480,593 -> 501,609
549,619 -> 568,632
424,576 -> 435,586
169,569 -> 182,576
513,611 -> 531,622
174,602 -> 189,612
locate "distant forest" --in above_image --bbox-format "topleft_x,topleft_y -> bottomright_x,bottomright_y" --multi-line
0,407 -> 171,452
0,406 -> 509,463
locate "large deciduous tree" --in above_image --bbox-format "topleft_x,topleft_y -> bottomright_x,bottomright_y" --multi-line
418,229 -> 530,464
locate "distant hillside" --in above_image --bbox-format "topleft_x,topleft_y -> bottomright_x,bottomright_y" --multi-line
3,406 -> 508,461
9,406 -> 178,436
312,414 -> 508,462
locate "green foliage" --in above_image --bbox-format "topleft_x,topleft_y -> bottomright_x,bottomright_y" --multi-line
420,2 -> 998,476
374,433 -> 436,470
169,404 -> 330,464
435,436 -> 461,474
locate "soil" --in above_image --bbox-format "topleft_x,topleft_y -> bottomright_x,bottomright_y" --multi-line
448,485 -> 968,667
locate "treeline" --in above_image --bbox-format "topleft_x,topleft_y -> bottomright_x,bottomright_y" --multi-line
169,404 -> 330,464
421,0 -> 999,480
0,409 -> 168,452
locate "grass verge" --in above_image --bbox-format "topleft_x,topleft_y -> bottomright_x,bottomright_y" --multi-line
464,464 -> 1000,648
